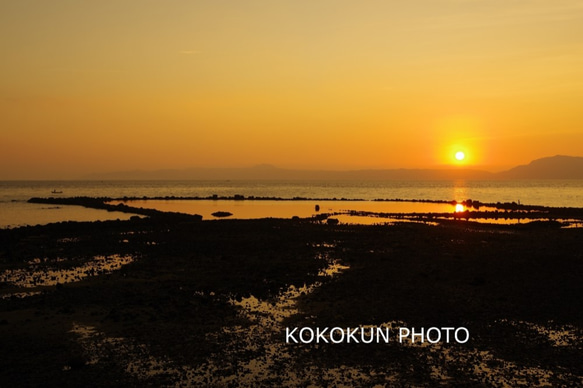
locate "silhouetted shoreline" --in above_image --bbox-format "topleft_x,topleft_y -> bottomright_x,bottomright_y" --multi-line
1,203 -> 582,386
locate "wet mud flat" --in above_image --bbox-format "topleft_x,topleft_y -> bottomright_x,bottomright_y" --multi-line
0,216 -> 582,386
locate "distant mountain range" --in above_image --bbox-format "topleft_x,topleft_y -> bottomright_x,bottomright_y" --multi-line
496,155 -> 583,179
85,155 -> 583,180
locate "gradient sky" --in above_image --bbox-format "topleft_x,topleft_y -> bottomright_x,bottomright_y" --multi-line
2,0 -> 583,179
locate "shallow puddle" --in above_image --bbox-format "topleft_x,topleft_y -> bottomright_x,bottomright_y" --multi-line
394,318 -> 582,386
67,244 -> 354,386
64,249 -> 582,386
0,254 -> 135,297
0,291 -> 42,300
69,323 -> 183,381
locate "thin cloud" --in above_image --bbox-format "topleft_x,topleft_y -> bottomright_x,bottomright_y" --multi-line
402,1 -> 583,33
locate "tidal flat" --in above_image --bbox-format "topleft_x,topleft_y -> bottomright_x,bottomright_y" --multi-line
0,215 -> 582,387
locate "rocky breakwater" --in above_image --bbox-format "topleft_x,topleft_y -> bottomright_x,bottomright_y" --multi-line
28,196 -> 203,221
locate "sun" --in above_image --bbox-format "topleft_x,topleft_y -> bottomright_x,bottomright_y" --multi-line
442,144 -> 474,166
455,151 -> 465,161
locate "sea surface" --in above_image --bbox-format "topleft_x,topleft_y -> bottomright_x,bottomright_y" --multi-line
1,180 -> 583,229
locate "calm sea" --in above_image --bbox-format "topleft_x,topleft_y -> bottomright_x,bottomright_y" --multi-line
1,180 -> 583,228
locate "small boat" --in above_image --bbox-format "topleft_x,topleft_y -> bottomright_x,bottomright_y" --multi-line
51,190 -> 63,194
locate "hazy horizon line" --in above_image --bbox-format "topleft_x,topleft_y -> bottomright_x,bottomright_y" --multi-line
3,154 -> 582,181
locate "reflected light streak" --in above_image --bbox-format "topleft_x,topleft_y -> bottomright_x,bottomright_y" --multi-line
453,180 -> 468,203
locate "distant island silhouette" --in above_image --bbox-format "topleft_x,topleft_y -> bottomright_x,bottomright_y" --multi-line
84,155 -> 583,180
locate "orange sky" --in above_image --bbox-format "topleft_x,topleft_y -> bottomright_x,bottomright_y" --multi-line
1,1 -> 583,179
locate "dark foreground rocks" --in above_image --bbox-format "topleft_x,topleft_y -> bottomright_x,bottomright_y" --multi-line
0,218 -> 581,386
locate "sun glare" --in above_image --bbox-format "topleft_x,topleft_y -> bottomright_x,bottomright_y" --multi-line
455,151 -> 465,161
